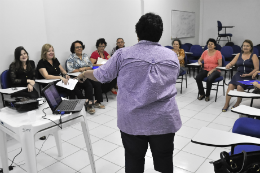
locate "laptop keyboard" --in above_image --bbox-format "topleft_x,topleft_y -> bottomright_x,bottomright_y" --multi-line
57,100 -> 79,111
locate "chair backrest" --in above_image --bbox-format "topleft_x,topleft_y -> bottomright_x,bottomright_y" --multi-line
181,44 -> 189,52
255,46 -> 260,56
0,70 -> 11,89
232,45 -> 241,54
184,43 -> 193,51
190,45 -> 203,57
165,46 -> 173,49
221,46 -> 233,58
222,55 -> 226,67
184,54 -> 188,65
216,44 -> 222,51
225,42 -> 234,46
217,21 -> 222,31
253,47 -> 259,57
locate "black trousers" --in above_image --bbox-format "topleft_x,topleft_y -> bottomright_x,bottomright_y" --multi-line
195,70 -> 221,96
11,87 -> 39,99
101,78 -> 117,93
77,79 -> 103,103
120,131 -> 175,173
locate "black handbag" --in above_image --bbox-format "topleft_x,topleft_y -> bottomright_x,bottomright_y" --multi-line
211,150 -> 260,173
252,88 -> 260,94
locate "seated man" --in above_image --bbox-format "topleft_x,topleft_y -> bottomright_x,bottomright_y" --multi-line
111,38 -> 125,56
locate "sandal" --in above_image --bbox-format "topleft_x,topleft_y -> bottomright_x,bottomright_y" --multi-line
205,97 -> 210,102
198,95 -> 205,100
94,103 -> 105,109
222,105 -> 229,112
85,102 -> 95,114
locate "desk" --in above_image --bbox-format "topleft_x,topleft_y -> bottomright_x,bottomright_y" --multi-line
185,52 -> 193,55
216,67 -> 233,85
35,79 -> 60,93
232,105 -> 260,118
186,62 -> 201,77
0,103 -> 96,173
228,90 -> 260,106
68,72 -> 81,77
0,87 -> 27,107
191,127 -> 260,155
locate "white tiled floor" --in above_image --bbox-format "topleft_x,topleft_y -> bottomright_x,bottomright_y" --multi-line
3,75 -> 240,173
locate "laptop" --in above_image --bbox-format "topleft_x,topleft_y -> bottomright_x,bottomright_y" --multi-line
42,83 -> 85,114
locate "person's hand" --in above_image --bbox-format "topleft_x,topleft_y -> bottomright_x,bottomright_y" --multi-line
198,61 -> 202,66
107,55 -> 111,59
61,77 -> 68,85
27,84 -> 33,92
226,63 -> 232,69
240,74 -> 248,77
252,71 -> 259,79
79,68 -> 85,72
65,74 -> 70,79
27,80 -> 35,86
252,81 -> 259,87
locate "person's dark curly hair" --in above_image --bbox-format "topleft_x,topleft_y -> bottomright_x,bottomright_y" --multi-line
206,38 -> 217,49
96,38 -> 107,49
13,46 -> 32,72
135,13 -> 163,42
172,39 -> 182,49
70,40 -> 85,53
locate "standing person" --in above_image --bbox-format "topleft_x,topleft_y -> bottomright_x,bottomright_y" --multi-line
66,40 -> 105,114
222,40 -> 259,112
90,38 -> 117,95
172,38 -> 186,75
77,13 -> 182,173
9,46 -> 39,98
196,38 -> 222,102
111,38 -> 125,56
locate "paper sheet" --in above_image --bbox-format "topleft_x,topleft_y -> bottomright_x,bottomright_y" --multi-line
97,57 -> 108,64
56,79 -> 78,90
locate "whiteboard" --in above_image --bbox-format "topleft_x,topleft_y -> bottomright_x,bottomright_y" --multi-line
171,10 -> 195,38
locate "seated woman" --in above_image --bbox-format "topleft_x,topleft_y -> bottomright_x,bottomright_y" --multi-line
37,44 -> 88,107
171,39 -> 186,75
66,40 -> 105,114
90,38 -> 117,95
111,38 -> 125,56
9,46 -> 39,99
196,38 -> 222,102
222,39 -> 259,112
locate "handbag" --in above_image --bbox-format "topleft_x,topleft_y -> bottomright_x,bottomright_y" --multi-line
211,150 -> 260,173
252,87 -> 260,94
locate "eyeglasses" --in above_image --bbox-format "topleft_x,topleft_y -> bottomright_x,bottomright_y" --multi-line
75,46 -> 82,49
98,46 -> 106,48
117,42 -> 124,44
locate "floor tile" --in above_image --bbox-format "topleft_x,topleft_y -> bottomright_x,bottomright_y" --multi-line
144,156 -> 155,170
90,139 -> 119,157
185,104 -> 208,112
7,139 -> 21,153
208,147 -> 231,161
38,162 -> 76,173
207,123 -> 232,132
102,147 -> 125,167
212,116 -> 237,127
67,134 -> 100,148
195,159 -> 215,173
103,108 -> 117,117
79,158 -> 121,173
176,126 -> 199,139
179,108 -> 199,118
89,114 -> 116,124
35,135 -> 60,152
177,102 -> 191,109
174,136 -> 191,150
71,121 -> 101,131
193,112 -> 218,122
201,107 -> 222,116
89,125 -> 117,138
182,142 -> 215,158
219,111 -> 240,119
181,116 -> 190,124
103,118 -> 119,130
106,101 -> 117,109
61,150 -> 99,171
94,106 -> 115,115
184,118 -> 210,129
174,151 -> 205,172
103,131 -> 123,146
173,166 -> 192,173
60,127 -> 83,141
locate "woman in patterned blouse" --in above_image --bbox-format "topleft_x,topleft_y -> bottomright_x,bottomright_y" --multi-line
66,40 -> 105,114
172,39 -> 186,75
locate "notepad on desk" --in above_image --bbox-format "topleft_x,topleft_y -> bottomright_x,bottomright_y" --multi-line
56,79 -> 78,90
97,57 -> 107,64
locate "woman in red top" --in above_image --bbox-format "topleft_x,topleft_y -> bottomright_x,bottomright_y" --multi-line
90,38 -> 117,95
196,38 -> 222,102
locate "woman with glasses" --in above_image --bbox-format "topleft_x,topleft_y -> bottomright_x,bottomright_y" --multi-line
66,40 -> 105,114
90,38 -> 117,95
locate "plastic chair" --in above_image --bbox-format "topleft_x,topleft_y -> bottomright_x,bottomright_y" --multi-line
255,46 -> 260,56
176,55 -> 188,94
216,21 -> 233,44
232,118 -> 260,154
0,70 -> 11,107
198,55 -> 225,102
225,42 -> 234,46
221,46 -> 234,65
188,45 -> 203,63
184,43 -> 192,51
181,44 -> 189,52
253,47 -> 259,57
232,45 -> 241,54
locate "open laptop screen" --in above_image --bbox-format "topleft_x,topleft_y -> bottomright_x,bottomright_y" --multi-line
43,84 -> 62,111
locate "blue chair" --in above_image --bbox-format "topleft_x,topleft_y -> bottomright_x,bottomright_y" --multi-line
0,70 -> 11,107
225,42 -> 234,46
176,55 -> 188,94
184,43 -> 192,51
181,44 -> 190,52
232,45 -> 241,54
188,45 -> 203,63
198,55 -> 225,102
216,21 -> 233,44
255,46 -> 260,56
231,118 -> 260,155
253,47 -> 259,57
221,46 -> 234,65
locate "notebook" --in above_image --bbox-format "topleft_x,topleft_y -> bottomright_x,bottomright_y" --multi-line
42,83 -> 85,114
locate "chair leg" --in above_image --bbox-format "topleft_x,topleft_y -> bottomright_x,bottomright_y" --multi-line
1,93 -> 5,107
180,75 -> 183,94
185,73 -> 188,88
215,82 -> 219,102
223,80 -> 225,96
250,98 -> 254,107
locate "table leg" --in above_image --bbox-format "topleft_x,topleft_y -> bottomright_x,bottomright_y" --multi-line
53,130 -> 63,157
1,93 -> 5,107
81,121 -> 96,173
0,130 -> 9,173
19,125 -> 37,173
231,145 -> 235,155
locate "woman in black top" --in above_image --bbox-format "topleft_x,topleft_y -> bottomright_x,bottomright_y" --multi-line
9,46 -> 39,98
37,44 -> 86,102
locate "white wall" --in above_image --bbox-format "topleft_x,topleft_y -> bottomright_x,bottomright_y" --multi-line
200,0 -> 260,47
144,0 -> 201,46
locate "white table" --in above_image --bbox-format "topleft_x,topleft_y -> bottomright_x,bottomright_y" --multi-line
68,72 -> 81,77
186,62 -> 201,77
35,79 -> 60,93
0,87 -> 27,107
232,105 -> 260,118
191,127 -> 260,155
0,104 -> 96,173
228,90 -> 260,107
185,52 -> 193,55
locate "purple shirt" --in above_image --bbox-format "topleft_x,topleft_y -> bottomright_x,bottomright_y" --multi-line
94,40 -> 182,135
